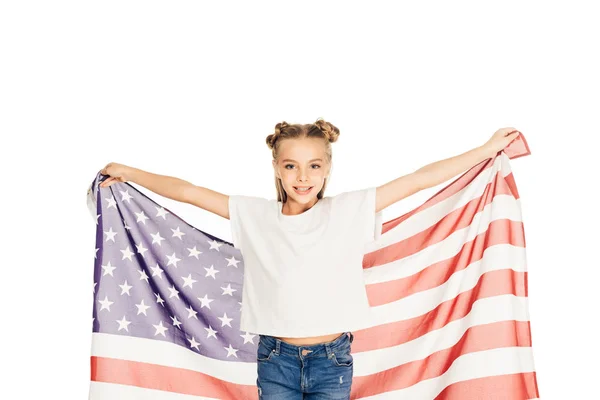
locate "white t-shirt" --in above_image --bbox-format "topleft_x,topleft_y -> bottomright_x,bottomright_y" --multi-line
228,187 -> 383,337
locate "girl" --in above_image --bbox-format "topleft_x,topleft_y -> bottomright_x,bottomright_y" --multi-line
99,119 -> 520,399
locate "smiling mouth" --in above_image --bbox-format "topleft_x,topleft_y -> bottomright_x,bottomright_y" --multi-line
293,186 -> 314,194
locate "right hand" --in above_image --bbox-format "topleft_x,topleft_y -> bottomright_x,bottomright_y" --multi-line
100,162 -> 132,188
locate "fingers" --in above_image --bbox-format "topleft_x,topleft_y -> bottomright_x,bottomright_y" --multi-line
100,177 -> 115,188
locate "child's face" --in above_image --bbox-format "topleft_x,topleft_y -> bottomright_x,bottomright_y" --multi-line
272,137 -> 331,204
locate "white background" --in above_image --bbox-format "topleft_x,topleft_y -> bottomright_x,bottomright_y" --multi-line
1,1 -> 598,399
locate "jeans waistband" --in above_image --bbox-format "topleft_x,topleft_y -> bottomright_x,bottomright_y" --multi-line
259,332 -> 354,358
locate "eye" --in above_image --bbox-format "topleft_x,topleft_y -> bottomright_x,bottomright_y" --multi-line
284,164 -> 294,169
312,164 -> 321,169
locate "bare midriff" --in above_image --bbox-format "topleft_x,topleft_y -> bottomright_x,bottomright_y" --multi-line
275,332 -> 344,346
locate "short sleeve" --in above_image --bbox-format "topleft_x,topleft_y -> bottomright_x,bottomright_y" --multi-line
366,186 -> 384,243
331,187 -> 383,244
228,195 -> 243,249
228,194 -> 272,250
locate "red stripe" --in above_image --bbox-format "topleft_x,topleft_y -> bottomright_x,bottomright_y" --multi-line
91,356 -> 258,399
354,268 -> 529,353
350,320 -> 536,399
434,372 -> 540,400
365,167 -> 521,269
366,218 -> 525,307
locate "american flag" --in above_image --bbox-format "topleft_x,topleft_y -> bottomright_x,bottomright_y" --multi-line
87,133 -> 540,399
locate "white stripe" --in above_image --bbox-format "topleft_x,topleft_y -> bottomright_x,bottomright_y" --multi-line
91,332 -> 257,385
358,346 -> 536,399
367,155 -> 508,252
364,205 -> 526,282
89,381 -> 219,400
367,244 -> 527,325
92,295 -> 531,384
356,295 -> 531,376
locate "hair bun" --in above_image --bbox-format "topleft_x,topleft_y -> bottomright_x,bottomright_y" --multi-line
314,118 -> 340,143
266,121 -> 289,150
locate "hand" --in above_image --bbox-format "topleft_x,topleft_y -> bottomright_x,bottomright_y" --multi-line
100,162 -> 132,188
482,127 -> 521,157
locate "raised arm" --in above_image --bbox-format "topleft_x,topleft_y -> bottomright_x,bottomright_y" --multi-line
99,162 -> 231,220
375,128 -> 521,213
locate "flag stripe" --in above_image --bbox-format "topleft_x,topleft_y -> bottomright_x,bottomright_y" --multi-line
89,381 -> 221,400
434,372 -> 540,400
91,356 -> 257,399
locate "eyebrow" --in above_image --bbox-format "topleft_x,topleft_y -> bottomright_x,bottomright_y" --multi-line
281,158 -> 324,163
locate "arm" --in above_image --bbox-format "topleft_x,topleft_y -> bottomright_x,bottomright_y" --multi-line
375,128 -> 520,213
375,145 -> 490,213
125,166 -> 230,219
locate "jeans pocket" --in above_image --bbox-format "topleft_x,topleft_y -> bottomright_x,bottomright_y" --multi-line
330,346 -> 353,367
257,340 -> 276,362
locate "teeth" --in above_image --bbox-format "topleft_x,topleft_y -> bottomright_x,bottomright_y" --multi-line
295,187 -> 311,191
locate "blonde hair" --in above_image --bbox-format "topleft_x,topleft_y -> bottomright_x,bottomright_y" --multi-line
266,118 -> 340,203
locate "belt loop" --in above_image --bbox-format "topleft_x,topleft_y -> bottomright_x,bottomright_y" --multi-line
275,338 -> 281,354
348,332 -> 354,343
325,343 -> 333,358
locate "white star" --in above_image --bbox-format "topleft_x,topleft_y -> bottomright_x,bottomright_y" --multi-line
150,264 -> 164,279
238,301 -> 243,311
155,206 -> 169,220
135,299 -> 150,316
205,325 -> 218,339
197,294 -> 214,309
138,269 -> 149,283
166,253 -> 181,268
94,248 -> 99,259
171,315 -> 182,329
104,227 -> 117,242
154,292 -> 165,307
182,274 -> 198,289
187,246 -> 202,259
186,304 -> 198,320
225,255 -> 240,268
151,231 -> 165,246
119,280 -> 132,295
171,227 -> 185,240
241,332 -> 256,344
224,344 -> 238,358
218,312 -> 233,328
187,336 -> 200,350
120,189 -> 134,204
124,222 -> 132,230
120,246 -> 135,261
204,265 -> 219,279
168,285 -> 180,299
153,320 -> 168,337
98,295 -> 114,312
95,214 -> 100,225
136,242 -> 148,257
208,239 -> 223,251
116,316 -> 131,331
93,282 -> 97,293
105,196 -> 117,209
221,283 -> 237,296
135,210 -> 149,225
101,261 -> 116,277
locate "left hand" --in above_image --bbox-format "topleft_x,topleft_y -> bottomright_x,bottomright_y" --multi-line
482,127 -> 521,157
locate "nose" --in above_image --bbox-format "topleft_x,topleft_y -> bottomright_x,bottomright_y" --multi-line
296,169 -> 309,182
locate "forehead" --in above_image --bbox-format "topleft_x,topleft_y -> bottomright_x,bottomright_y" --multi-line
277,138 -> 327,162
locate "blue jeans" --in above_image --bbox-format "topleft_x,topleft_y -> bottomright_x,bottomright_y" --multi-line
256,332 -> 354,399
